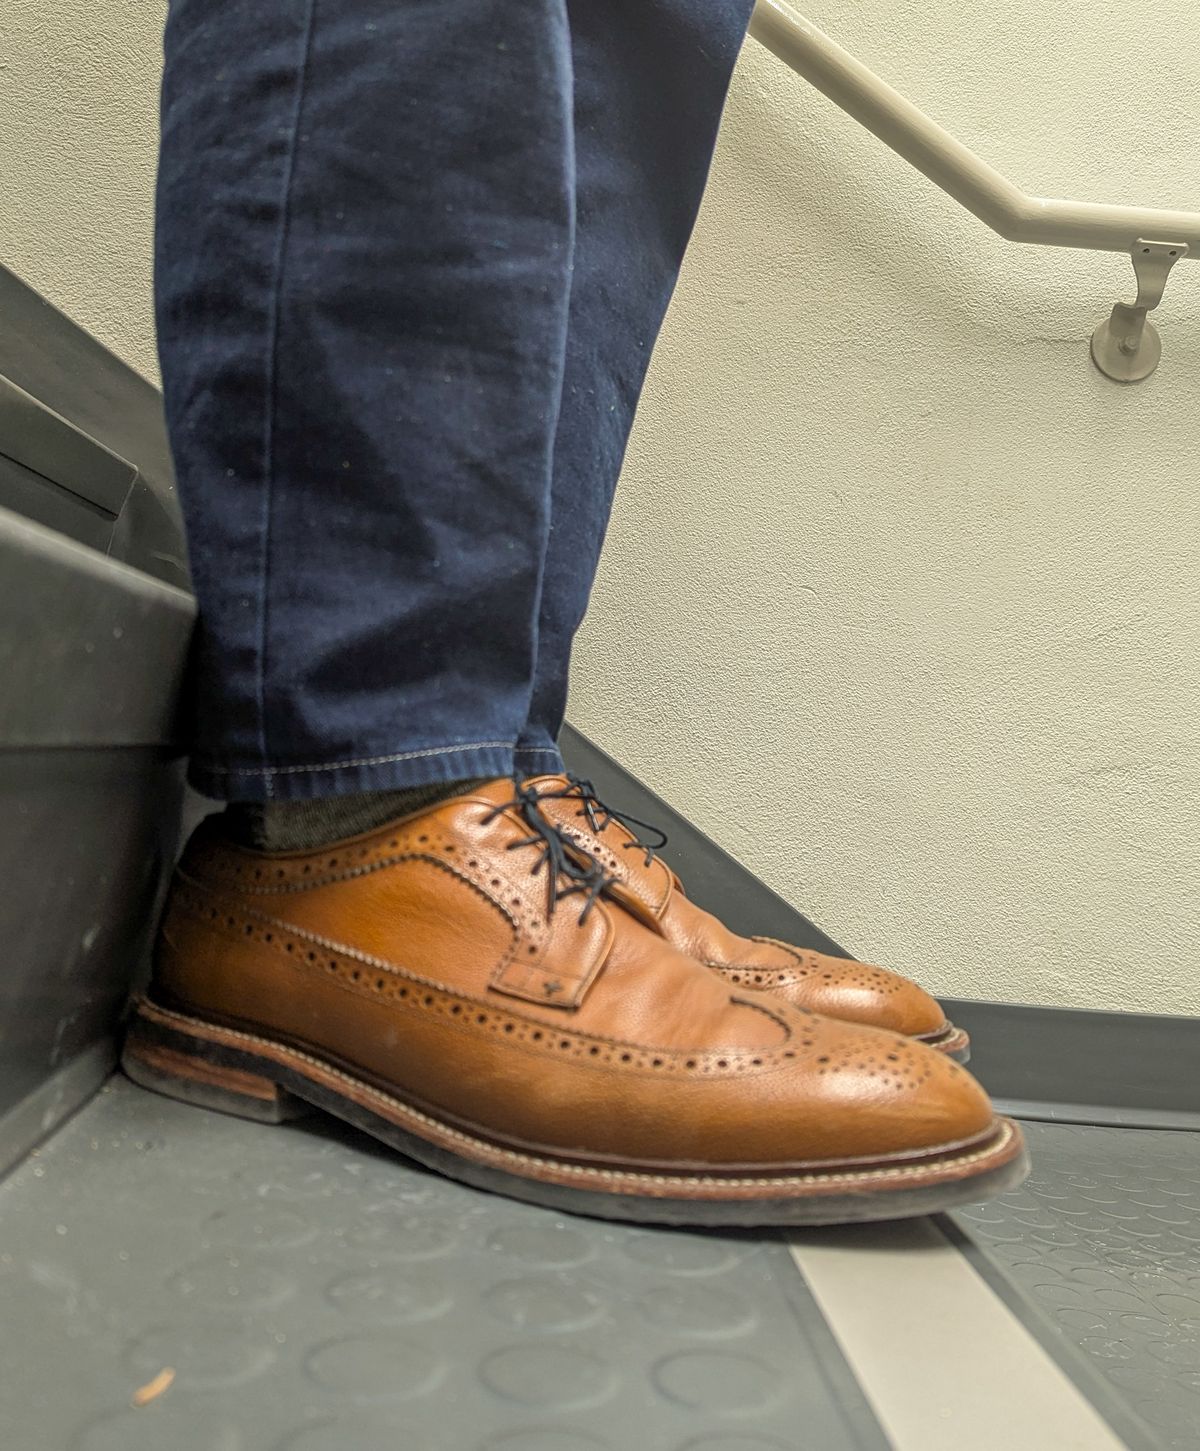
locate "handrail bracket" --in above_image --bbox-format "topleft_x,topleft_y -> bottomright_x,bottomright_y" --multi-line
1090,239 -> 1189,383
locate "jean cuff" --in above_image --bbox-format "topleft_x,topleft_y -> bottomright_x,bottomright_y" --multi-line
511,742 -> 566,781
188,739 -> 517,803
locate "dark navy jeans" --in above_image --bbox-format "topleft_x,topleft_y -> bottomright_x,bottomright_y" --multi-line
156,0 -> 756,801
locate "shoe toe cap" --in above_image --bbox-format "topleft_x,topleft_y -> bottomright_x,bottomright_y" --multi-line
729,944 -> 949,1039
804,965 -> 948,1039
803,1024 -> 994,1153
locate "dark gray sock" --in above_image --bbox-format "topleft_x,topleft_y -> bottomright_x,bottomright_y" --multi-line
223,777 -> 494,852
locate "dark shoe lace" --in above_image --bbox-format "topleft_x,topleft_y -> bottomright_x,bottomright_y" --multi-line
530,774 -> 668,869
481,780 -> 615,925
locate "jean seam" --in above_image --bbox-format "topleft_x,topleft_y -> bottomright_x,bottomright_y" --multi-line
194,738 -> 516,777
519,9 -> 576,753
256,0 -> 320,799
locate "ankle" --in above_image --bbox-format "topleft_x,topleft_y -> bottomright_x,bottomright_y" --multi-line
222,778 -> 495,852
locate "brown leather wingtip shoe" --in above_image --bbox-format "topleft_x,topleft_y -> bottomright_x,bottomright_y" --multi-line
124,779 -> 1025,1225
531,774 -> 972,1062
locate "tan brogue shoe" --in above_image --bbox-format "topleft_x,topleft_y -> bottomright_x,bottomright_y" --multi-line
531,774 -> 970,1060
123,779 -> 1024,1225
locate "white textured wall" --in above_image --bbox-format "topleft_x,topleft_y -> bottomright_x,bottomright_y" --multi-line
0,0 -> 163,380
571,2 -> 1200,1013
3,2 -> 1197,1011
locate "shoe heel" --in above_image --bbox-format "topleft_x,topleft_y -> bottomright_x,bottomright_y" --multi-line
122,1018 -> 310,1126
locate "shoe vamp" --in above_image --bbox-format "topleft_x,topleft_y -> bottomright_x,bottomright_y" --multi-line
161,885 -> 982,1166
256,859 -> 793,1056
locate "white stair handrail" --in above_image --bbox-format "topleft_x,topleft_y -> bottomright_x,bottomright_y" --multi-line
749,0 -> 1198,379
749,0 -> 1200,255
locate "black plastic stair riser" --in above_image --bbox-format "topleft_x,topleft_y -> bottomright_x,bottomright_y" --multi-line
0,268 -> 193,1177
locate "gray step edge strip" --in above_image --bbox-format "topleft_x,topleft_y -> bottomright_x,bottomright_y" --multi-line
993,1098 -> 1200,1132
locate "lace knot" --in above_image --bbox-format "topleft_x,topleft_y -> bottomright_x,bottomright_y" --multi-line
482,779 -> 615,924
533,774 -> 668,870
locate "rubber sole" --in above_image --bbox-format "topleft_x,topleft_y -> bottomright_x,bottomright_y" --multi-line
122,996 -> 1028,1228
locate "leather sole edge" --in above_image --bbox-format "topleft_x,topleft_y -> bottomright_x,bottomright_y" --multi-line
921,1021 -> 972,1064
121,996 -> 1027,1227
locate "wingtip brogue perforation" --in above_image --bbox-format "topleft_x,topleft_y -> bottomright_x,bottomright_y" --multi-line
125,777 -> 1026,1224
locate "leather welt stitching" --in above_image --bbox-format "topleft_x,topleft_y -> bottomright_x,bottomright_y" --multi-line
136,998 -> 1016,1191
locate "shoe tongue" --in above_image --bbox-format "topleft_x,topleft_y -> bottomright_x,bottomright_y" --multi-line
521,772 -> 570,791
453,777 -> 523,809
